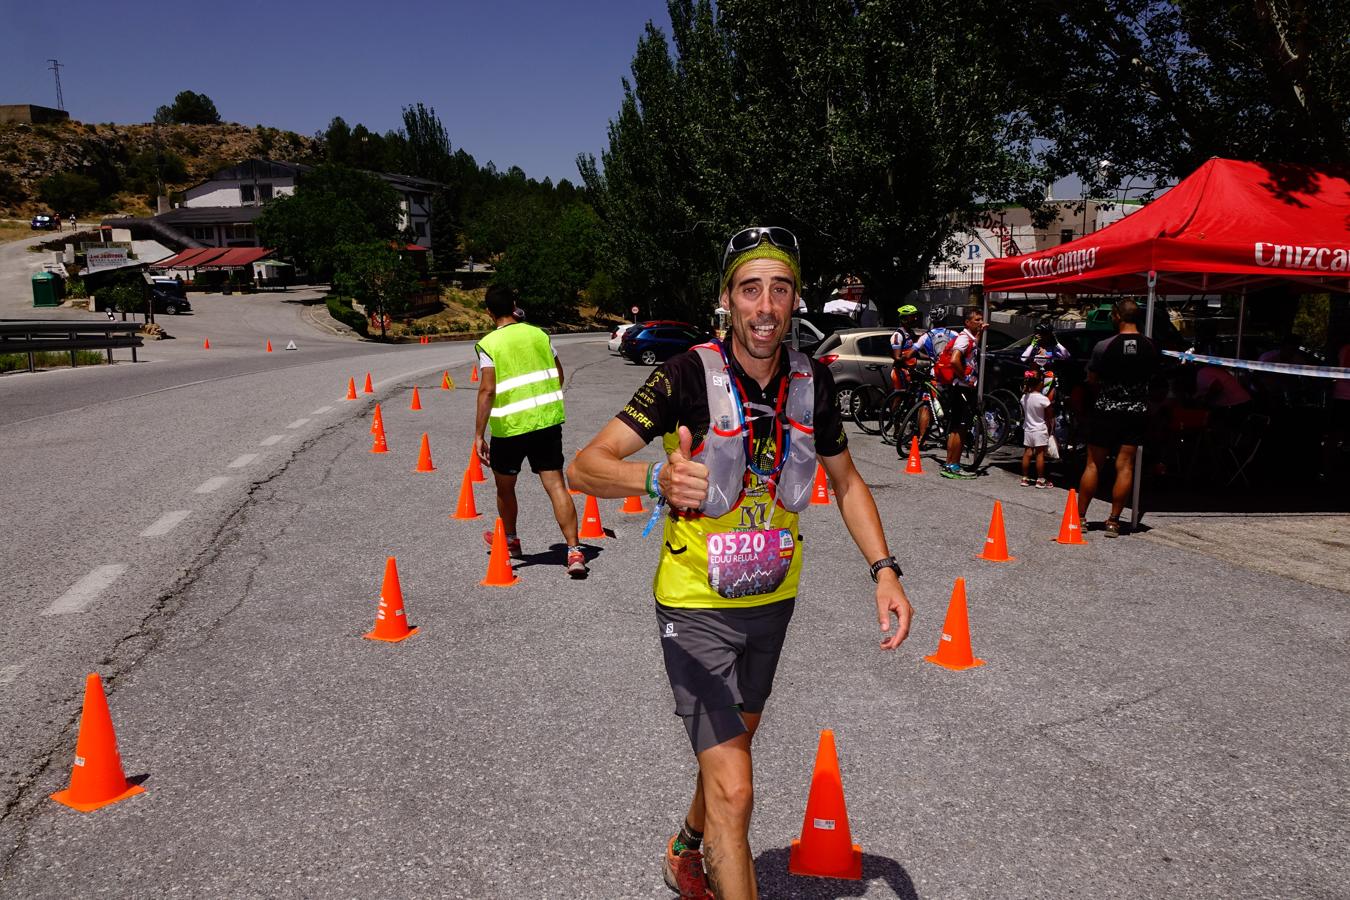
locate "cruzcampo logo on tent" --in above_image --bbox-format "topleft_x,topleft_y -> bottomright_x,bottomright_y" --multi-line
1019,246 -> 1100,279
1254,242 -> 1350,272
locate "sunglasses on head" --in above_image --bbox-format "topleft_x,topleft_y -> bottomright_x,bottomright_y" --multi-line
721,226 -> 800,272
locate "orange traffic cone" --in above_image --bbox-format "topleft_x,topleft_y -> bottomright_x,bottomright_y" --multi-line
410,387 -> 422,411
450,470 -> 481,520
370,402 -> 384,435
363,556 -> 417,642
905,437 -> 923,474
925,578 -> 985,671
371,419 -> 389,455
620,495 -> 646,514
202,338 -> 210,350
265,340 -> 273,352
414,434 -> 435,471
788,729 -> 863,881
441,371 -> 454,390
345,377 -> 358,400
468,444 -> 486,482
1055,489 -> 1087,545
579,494 -> 607,539
481,518 -> 520,587
50,673 -> 145,812
811,463 -> 830,505
976,500 -> 1015,562
470,364 -> 479,383
363,372 -> 374,394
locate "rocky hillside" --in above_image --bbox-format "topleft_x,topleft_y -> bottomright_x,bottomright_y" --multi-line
0,120 -> 319,216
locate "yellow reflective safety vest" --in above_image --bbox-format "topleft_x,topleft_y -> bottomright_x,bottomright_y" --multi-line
476,322 -> 565,438
654,344 -> 817,609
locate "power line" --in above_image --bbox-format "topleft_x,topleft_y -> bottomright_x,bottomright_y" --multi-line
47,59 -> 65,110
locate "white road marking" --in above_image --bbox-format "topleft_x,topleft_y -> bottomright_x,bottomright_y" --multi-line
312,406 -> 333,414
286,418 -> 310,429
228,453 -> 259,468
140,510 -> 191,537
43,564 -> 128,616
0,665 -> 20,686
260,434 -> 286,446
194,476 -> 230,494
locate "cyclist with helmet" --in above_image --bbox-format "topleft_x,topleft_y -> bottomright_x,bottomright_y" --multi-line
569,225 -> 914,900
1021,321 -> 1071,398
889,304 -> 922,392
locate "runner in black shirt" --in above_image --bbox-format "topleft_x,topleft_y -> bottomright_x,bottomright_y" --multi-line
1078,299 -> 1161,536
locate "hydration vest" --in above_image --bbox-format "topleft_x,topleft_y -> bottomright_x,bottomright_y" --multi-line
692,343 -> 818,516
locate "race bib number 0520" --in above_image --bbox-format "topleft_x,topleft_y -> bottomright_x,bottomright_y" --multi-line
706,528 -> 795,600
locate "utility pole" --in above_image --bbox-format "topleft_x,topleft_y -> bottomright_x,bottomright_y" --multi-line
47,59 -> 65,110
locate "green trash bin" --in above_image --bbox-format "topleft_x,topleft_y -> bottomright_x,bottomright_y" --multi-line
32,272 -> 61,308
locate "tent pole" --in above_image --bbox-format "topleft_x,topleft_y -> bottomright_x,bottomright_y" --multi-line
1131,271 -> 1157,531
1236,288 -> 1247,357
977,286 -> 989,404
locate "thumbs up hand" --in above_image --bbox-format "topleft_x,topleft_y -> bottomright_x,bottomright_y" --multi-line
661,425 -> 710,510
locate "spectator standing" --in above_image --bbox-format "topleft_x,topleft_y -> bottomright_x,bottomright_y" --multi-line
1020,371 -> 1052,487
930,308 -> 985,478
1194,363 -> 1253,429
1077,299 -> 1162,537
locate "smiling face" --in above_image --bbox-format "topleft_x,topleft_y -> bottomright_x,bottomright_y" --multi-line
719,258 -> 796,362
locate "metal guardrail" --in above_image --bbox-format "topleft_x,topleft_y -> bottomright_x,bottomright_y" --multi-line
0,320 -> 143,373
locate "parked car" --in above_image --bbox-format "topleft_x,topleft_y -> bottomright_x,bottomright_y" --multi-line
607,319 -> 690,353
30,213 -> 59,230
784,312 -> 856,353
620,322 -> 709,365
814,328 -> 894,415
150,287 -> 192,315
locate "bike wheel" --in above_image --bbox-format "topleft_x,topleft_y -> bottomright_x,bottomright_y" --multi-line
852,384 -> 887,435
894,399 -> 934,458
961,405 -> 990,469
877,392 -> 906,445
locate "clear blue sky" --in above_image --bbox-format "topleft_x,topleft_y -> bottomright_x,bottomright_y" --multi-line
0,0 -> 672,184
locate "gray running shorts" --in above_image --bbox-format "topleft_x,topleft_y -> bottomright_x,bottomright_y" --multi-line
654,598 -> 796,755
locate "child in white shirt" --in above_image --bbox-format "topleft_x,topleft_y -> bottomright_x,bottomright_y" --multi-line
1020,371 -> 1053,487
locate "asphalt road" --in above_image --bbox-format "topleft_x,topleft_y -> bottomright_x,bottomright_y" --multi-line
0,317 -> 1346,898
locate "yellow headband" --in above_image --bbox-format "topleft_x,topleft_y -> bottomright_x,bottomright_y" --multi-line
721,245 -> 801,292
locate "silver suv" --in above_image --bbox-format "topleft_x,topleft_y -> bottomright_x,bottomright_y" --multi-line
813,328 -> 894,417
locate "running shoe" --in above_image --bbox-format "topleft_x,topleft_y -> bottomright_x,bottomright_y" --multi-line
1103,517 -> 1122,538
1035,478 -> 1051,489
940,463 -> 974,479
1020,477 -> 1033,487
482,531 -> 524,558
566,548 -> 588,579
664,837 -> 711,898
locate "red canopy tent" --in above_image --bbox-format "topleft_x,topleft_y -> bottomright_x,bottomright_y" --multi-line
984,158 -> 1350,296
982,158 -> 1350,527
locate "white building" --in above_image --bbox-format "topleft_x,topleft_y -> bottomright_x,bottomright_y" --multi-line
164,159 -> 440,249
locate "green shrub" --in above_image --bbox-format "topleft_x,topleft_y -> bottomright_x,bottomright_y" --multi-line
63,275 -> 87,298
326,294 -> 368,336
0,350 -> 107,372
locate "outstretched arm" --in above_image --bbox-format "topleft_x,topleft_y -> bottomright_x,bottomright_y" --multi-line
820,449 -> 913,651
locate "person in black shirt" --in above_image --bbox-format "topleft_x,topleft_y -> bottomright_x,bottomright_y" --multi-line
1078,299 -> 1161,536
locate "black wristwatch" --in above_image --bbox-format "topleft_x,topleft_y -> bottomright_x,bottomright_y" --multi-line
869,556 -> 903,582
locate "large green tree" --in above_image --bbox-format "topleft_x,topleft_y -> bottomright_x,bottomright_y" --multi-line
153,90 -> 222,125
492,203 -> 603,322
255,165 -> 403,279
1008,1 -> 1350,194
581,0 -> 1047,318
333,242 -> 418,340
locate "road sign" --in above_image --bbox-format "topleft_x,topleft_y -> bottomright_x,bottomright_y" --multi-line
631,305 -> 639,315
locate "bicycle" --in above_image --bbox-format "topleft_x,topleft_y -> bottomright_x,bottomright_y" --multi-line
891,377 -> 992,470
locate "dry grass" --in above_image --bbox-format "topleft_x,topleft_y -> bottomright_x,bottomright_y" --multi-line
0,220 -> 37,243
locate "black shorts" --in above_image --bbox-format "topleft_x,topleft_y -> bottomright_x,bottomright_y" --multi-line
655,599 -> 795,755
942,385 -> 976,432
1087,410 -> 1149,450
489,424 -> 564,476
